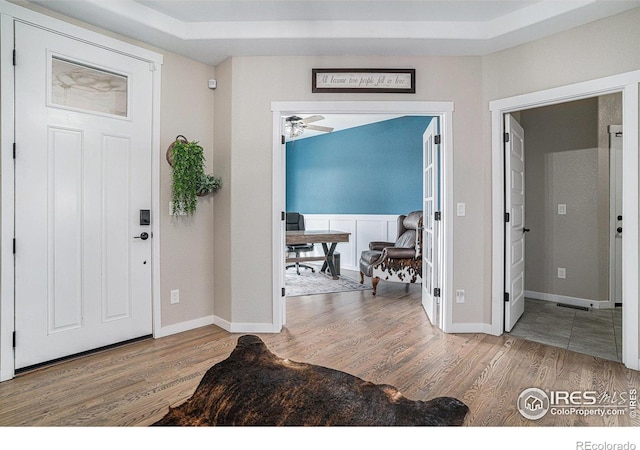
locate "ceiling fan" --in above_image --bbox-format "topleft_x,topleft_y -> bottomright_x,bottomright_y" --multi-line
284,115 -> 334,138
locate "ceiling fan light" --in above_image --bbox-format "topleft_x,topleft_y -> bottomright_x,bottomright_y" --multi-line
285,120 -> 304,137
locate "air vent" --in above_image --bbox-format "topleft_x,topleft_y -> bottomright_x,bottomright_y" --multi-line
556,303 -> 589,311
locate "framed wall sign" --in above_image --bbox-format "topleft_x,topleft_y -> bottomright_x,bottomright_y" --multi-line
312,68 -> 416,94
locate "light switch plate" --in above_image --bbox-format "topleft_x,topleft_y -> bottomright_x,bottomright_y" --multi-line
457,202 -> 466,217
558,204 -> 567,215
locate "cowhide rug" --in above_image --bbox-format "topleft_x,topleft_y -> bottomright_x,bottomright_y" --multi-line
153,335 -> 468,426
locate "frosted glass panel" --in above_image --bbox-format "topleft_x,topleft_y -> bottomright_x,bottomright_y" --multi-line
51,57 -> 127,117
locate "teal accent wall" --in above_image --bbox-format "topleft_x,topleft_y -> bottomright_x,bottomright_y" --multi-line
286,116 -> 432,215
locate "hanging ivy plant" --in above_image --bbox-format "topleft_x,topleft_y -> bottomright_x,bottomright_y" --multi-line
171,139 -> 205,216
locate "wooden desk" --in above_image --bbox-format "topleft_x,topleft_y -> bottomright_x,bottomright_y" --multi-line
286,230 -> 350,279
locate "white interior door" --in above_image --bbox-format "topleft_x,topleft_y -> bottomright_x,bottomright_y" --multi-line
504,114 -> 526,332
422,119 -> 439,326
609,125 -> 623,306
14,22 -> 153,369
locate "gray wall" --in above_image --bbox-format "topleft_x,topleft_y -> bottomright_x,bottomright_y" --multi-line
5,3 -> 640,340
213,55 -> 485,325
520,98 -> 606,301
213,8 -> 640,328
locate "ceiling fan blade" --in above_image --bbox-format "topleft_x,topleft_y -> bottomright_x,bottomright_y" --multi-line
305,124 -> 334,133
301,115 -> 325,124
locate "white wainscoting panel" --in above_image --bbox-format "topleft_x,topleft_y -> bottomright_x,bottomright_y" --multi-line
303,215 -> 399,271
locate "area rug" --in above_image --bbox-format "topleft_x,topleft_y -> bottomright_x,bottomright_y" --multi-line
286,268 -> 371,297
152,335 -> 469,426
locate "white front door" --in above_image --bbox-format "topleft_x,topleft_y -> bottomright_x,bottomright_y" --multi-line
14,22 -> 153,369
504,114 -> 526,332
609,125 -> 623,306
422,119 -> 439,326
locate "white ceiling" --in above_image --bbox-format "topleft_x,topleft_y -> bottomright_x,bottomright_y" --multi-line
25,1 -> 640,138
29,1 -> 640,66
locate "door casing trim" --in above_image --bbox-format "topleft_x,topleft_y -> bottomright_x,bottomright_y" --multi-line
489,71 -> 640,370
271,101 -> 454,332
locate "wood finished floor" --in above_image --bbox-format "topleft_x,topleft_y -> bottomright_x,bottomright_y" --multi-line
1,278 -> 639,427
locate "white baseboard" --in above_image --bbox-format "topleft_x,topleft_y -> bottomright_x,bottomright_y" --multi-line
444,322 -> 493,334
156,315 -> 215,338
212,315 -> 232,332
213,316 -> 280,333
157,315 -> 280,338
524,290 -> 611,309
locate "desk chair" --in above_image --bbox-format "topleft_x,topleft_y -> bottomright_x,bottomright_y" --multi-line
286,212 -> 315,275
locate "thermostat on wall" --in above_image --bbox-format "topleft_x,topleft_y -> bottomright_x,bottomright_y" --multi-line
208,79 -> 217,89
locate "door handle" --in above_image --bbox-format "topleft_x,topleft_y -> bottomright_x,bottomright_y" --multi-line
134,232 -> 149,240
617,227 -> 622,233
523,227 -> 530,233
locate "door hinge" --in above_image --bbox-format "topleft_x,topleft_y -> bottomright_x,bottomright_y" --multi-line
504,292 -> 510,302
13,238 -> 16,254
434,134 -> 441,145
12,331 -> 16,348
12,49 -> 16,66
13,143 -> 16,159
505,212 -> 510,223
281,211 -> 285,221
504,132 -> 510,143
434,288 -> 441,298
434,211 -> 441,221
281,135 -> 286,145
281,287 -> 286,297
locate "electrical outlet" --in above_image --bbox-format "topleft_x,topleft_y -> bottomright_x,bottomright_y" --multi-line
557,268 -> 566,279
558,204 -> 567,215
170,289 -> 180,304
456,289 -> 465,303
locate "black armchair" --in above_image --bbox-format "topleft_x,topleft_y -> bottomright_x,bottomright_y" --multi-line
285,212 -> 315,275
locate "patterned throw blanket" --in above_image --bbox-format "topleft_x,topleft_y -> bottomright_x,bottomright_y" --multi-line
152,335 -> 469,426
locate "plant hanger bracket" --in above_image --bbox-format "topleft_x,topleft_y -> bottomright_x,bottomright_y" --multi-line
166,135 -> 189,167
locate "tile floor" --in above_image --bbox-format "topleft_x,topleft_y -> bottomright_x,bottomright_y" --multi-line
508,298 -> 622,362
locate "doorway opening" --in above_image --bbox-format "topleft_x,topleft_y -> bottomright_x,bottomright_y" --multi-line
282,114 -> 430,298
490,70 -> 640,371
505,95 -> 623,362
271,101 -> 454,333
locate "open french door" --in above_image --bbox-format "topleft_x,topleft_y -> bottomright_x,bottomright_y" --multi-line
422,119 -> 440,326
